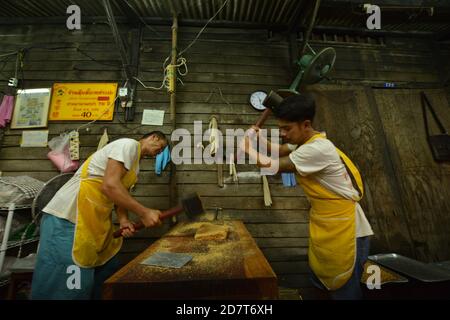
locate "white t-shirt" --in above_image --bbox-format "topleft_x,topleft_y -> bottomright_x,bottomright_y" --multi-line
287,138 -> 374,238
43,138 -> 140,223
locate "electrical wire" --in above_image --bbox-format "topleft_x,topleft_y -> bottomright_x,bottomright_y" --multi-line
131,0 -> 228,94
0,51 -> 19,59
122,0 -> 162,38
0,45 -> 134,135
134,56 -> 187,91
21,45 -> 122,68
76,47 -> 122,67
0,55 -> 14,81
75,79 -> 128,132
76,95 -> 120,132
178,0 -> 230,57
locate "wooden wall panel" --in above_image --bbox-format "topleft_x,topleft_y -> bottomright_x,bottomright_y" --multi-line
305,37 -> 441,85
0,23 -> 447,291
373,89 -> 450,262
0,24 -> 310,288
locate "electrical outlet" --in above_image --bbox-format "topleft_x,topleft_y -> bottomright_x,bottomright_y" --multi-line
8,78 -> 18,87
119,87 -> 128,98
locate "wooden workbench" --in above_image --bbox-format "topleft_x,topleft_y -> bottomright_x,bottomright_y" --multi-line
102,221 -> 278,300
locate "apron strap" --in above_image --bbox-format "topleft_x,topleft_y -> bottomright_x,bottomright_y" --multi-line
335,148 -> 364,200
303,133 -> 364,200
80,142 -> 141,180
80,155 -> 93,179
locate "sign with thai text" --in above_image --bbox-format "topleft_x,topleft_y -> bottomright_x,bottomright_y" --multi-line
49,83 -> 117,121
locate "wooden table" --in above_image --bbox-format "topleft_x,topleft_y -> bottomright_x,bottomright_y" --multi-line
103,221 -> 278,299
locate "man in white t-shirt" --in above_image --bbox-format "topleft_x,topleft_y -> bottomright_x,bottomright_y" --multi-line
31,131 -> 168,300
241,94 -> 374,300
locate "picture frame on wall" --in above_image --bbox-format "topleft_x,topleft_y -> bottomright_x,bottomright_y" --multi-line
10,88 -> 52,129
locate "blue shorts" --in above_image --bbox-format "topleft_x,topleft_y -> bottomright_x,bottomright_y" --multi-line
31,213 -> 119,300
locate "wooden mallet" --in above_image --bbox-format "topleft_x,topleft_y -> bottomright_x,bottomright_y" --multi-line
235,90 -> 294,162
255,90 -> 298,128
113,192 -> 204,238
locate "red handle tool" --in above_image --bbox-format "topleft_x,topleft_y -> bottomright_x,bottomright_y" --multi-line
113,205 -> 183,238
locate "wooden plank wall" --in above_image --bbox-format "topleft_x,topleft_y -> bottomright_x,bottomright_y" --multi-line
0,23 -> 448,289
373,89 -> 450,262
309,35 -> 441,86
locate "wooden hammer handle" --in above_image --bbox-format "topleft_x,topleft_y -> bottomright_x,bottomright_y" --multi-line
234,108 -> 273,163
113,205 -> 183,238
159,205 -> 184,220
255,108 -> 272,128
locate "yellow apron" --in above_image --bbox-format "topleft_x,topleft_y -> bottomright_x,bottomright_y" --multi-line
72,144 -> 141,268
296,133 -> 364,290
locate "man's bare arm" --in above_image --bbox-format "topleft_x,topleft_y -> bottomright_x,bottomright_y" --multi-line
101,159 -> 148,216
101,159 -> 161,228
115,206 -> 136,237
115,206 -> 129,223
251,126 -> 292,157
246,145 -> 297,173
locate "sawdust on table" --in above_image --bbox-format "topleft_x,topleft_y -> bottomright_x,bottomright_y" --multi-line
361,261 -> 407,284
165,221 -> 230,237
194,224 -> 230,241
123,226 -> 245,282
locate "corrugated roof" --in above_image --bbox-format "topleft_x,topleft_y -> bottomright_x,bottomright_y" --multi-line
0,0 -> 303,24
1,0 -> 449,35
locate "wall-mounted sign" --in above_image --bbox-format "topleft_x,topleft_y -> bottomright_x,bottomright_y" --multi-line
20,130 -> 49,147
49,83 -> 117,121
11,88 -> 51,129
142,109 -> 165,126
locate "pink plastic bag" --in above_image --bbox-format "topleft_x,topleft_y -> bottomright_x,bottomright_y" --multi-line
0,95 -> 14,127
47,133 -> 80,173
47,150 -> 79,173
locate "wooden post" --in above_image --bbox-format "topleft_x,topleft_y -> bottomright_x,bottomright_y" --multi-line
169,14 -> 178,213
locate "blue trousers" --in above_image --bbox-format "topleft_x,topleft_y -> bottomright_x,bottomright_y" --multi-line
310,236 -> 370,300
31,213 -> 120,300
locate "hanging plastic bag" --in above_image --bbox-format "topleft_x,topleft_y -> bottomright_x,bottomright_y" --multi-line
0,94 -> 14,127
47,132 -> 79,173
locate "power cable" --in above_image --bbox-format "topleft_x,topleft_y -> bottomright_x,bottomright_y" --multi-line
178,0 -> 230,57
122,0 -> 162,38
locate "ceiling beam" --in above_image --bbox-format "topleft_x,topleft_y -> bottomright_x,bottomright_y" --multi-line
312,25 -> 435,38
323,0 -> 450,7
0,16 -> 287,30
0,16 -> 444,39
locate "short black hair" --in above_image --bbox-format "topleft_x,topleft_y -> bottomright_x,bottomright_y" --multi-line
273,94 -> 316,122
141,131 -> 167,142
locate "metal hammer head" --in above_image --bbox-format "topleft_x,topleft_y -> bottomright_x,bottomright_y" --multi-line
181,192 -> 205,219
262,90 -> 299,111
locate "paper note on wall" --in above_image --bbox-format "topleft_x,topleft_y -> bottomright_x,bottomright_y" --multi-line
142,109 -> 165,126
20,130 -> 49,147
